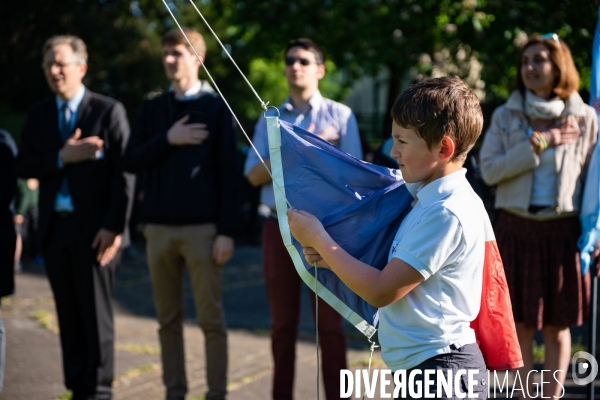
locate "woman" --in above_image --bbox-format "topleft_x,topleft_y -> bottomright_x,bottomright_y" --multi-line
480,35 -> 598,398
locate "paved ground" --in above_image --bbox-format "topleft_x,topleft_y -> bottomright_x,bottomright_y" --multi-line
1,245 -> 387,400
2,245 -> 600,399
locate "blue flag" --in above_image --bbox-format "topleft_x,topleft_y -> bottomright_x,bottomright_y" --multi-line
579,7 -> 600,275
266,117 -> 414,337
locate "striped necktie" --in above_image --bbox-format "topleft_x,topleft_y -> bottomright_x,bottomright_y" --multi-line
60,103 -> 72,142
58,103 -> 71,196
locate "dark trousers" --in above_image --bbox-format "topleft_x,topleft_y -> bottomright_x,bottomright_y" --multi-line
395,344 -> 488,400
263,218 -> 347,400
43,214 -> 117,400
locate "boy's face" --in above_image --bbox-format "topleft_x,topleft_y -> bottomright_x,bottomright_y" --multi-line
162,43 -> 202,82
390,122 -> 443,185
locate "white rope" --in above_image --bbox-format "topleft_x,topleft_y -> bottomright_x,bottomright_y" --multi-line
161,0 -> 292,210
187,0 -> 269,111
362,339 -> 380,400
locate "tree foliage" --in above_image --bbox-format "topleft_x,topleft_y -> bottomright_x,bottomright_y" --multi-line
1,0 -> 598,139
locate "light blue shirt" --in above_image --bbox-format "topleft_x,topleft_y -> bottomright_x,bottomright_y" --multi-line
55,85 -> 86,212
244,91 -> 363,208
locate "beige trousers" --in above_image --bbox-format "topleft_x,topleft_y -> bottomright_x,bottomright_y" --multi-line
144,223 -> 227,400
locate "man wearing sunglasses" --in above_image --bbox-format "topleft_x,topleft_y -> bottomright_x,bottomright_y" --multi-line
244,38 -> 362,400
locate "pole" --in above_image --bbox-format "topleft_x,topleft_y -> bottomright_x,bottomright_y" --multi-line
589,259 -> 598,400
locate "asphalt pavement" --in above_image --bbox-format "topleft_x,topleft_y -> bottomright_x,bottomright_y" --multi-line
1,245 -> 385,400
2,244 -> 600,400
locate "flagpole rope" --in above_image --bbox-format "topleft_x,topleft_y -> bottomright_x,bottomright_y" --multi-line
187,0 -> 269,110
161,0 -> 293,210
362,338 -> 380,400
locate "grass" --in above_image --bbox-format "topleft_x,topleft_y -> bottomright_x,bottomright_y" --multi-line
349,357 -> 387,368
116,343 -> 161,355
113,363 -> 160,386
54,390 -> 72,400
30,309 -> 59,334
571,335 -> 587,355
532,335 -> 589,365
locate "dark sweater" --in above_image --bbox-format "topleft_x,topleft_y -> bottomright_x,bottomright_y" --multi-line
123,91 -> 238,237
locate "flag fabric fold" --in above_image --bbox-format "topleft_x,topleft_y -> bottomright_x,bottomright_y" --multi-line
470,226 -> 524,370
266,116 -> 412,338
266,116 -> 522,369
579,6 -> 600,275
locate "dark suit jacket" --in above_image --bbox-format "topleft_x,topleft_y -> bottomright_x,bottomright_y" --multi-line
16,89 -> 132,249
0,129 -> 17,298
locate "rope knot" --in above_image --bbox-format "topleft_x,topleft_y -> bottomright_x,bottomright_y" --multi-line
369,341 -> 380,352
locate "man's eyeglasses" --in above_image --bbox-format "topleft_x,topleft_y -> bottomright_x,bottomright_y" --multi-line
284,57 -> 317,67
540,33 -> 562,50
41,61 -> 79,70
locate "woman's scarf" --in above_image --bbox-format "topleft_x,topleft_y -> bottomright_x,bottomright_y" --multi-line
524,90 -> 565,120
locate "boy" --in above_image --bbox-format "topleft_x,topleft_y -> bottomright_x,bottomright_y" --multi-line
287,76 -> 489,399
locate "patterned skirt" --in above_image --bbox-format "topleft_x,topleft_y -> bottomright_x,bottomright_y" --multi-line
495,210 -> 590,330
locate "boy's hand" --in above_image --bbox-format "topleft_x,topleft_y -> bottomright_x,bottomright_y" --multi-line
303,247 -> 330,269
286,208 -> 326,248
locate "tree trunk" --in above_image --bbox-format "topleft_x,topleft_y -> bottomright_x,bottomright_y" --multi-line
382,64 -> 403,140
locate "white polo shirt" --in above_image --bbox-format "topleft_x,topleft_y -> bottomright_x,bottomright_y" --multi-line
379,169 -> 485,371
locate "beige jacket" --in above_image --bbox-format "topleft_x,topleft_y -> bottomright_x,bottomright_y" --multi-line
480,90 -> 598,219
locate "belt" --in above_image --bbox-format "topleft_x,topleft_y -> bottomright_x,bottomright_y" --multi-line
268,209 -> 278,220
55,210 -> 74,218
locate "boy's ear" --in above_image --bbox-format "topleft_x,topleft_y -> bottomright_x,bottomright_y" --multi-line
438,136 -> 456,161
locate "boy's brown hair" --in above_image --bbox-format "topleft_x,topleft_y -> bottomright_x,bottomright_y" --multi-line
161,27 -> 206,57
391,76 -> 483,162
515,35 -> 579,100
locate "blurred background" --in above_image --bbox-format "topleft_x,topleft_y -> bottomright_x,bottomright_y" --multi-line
1,0 -> 598,240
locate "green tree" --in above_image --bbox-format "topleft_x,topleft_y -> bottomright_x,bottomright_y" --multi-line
2,0 -> 597,141
0,0 -> 165,121
469,0 -> 597,101
215,0 -> 492,137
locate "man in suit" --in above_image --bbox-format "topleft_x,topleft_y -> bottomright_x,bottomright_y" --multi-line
123,27 -> 237,400
16,35 -> 131,400
0,129 -> 17,394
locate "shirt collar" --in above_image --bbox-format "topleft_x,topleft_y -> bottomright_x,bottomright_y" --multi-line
56,84 -> 86,112
412,169 -> 468,208
169,80 -> 214,101
283,90 -> 323,113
